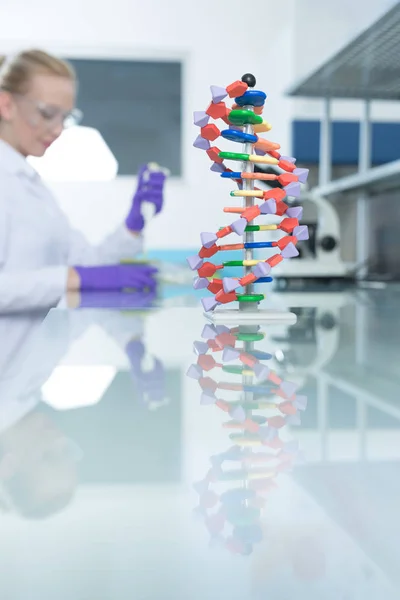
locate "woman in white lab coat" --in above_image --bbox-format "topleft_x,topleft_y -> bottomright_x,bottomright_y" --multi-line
0,49 -> 167,313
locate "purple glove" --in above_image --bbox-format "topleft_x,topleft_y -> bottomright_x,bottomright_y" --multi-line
77,289 -> 157,309
126,163 -> 168,232
75,264 -> 158,291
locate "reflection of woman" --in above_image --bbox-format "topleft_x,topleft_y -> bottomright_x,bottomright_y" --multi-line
0,49 -> 166,313
0,311 -> 80,518
0,304 -> 168,518
0,308 -> 98,519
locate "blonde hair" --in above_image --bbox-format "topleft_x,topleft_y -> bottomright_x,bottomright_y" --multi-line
0,49 -> 75,94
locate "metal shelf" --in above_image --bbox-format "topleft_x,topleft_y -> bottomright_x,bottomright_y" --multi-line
287,3 -> 400,101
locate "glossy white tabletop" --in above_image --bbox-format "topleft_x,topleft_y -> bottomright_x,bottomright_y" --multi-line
0,286 -> 399,599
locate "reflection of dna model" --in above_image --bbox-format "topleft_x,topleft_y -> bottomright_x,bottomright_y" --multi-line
187,73 -> 309,317
187,322 -> 307,555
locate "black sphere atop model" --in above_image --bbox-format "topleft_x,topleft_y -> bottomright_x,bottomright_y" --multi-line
241,73 -> 256,87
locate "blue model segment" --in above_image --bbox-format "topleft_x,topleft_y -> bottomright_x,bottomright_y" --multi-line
249,350 -> 273,360
254,277 -> 273,283
221,171 -> 242,178
221,129 -> 258,144
244,242 -> 274,249
235,90 -> 267,107
243,385 -> 272,394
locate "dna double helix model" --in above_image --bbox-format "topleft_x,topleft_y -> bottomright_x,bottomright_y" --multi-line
187,73 -> 309,315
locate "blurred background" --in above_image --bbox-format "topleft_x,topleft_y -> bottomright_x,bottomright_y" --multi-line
1,0 -> 399,276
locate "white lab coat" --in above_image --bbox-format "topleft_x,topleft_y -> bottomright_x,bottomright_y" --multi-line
0,139 -> 142,313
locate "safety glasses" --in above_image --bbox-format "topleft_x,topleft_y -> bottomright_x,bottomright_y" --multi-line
13,94 -> 83,129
